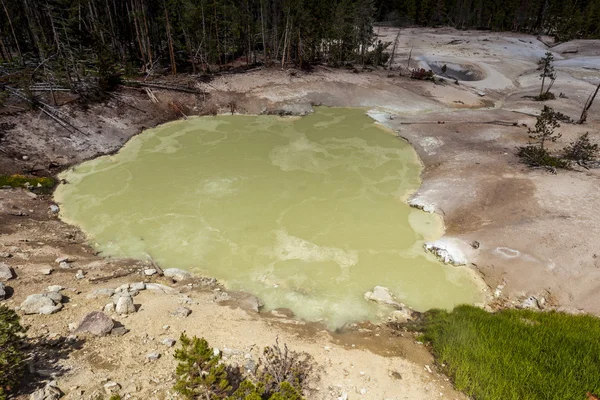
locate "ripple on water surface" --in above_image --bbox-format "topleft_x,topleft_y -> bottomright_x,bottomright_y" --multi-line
55,108 -> 482,327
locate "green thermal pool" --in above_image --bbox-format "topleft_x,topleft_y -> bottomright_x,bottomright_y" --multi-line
55,108 -> 482,327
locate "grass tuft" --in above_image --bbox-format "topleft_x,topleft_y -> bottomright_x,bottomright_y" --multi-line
418,305 -> 600,400
0,175 -> 55,190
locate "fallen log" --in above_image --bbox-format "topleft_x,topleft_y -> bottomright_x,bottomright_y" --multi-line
123,80 -> 207,95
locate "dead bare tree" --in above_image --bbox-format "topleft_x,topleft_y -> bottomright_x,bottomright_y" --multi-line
0,0 -> 22,63
388,30 -> 401,69
579,82 -> 600,124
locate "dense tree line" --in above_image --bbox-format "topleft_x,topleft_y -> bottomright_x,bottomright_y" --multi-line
0,0 -> 598,86
376,0 -> 600,39
0,0 -> 384,79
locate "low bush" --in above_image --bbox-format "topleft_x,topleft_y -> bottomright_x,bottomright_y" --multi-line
516,145 -> 570,169
0,175 -> 55,190
414,305 -> 600,400
410,68 -> 435,81
562,132 -> 599,166
173,335 -> 312,400
535,92 -> 556,101
0,306 -> 27,399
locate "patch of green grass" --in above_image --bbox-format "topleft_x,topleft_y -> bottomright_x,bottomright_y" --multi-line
419,305 -> 600,400
0,174 -> 55,190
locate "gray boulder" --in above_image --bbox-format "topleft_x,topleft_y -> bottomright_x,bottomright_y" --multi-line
170,306 -> 192,317
130,282 -> 146,291
30,381 -> 62,400
364,286 -> 403,309
0,282 -> 6,300
44,291 -> 63,303
74,311 -> 115,336
163,268 -> 191,282
0,263 -> 15,281
87,288 -> 115,299
39,304 -> 63,315
115,295 -> 136,314
21,294 -> 57,315
146,283 -> 178,294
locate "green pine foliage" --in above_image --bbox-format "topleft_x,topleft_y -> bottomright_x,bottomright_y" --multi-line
375,0 -> 600,39
173,335 -> 232,399
0,306 -> 27,399
414,305 -> 600,400
173,335 -> 312,400
562,132 -> 599,166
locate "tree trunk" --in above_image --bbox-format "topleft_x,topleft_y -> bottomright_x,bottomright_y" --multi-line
540,75 -> 546,97
1,0 -> 23,63
164,1 -> 177,75
260,0 -> 267,64
579,82 -> 600,124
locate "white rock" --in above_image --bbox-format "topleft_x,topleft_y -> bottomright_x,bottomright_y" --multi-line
146,283 -> 178,294
146,352 -> 160,361
75,270 -> 85,279
424,239 -> 468,265
115,283 -> 130,292
130,282 -> 146,291
47,285 -> 63,292
40,268 -> 53,275
115,295 -> 136,314
49,205 -> 60,213
21,294 -> 55,315
39,304 -> 63,315
0,263 -> 15,281
55,256 -> 69,264
161,338 -> 176,347
213,348 -> 220,357
388,308 -> 414,323
58,261 -> 70,269
364,286 -> 403,309
144,268 -> 157,276
103,381 -> 120,394
87,288 -> 115,299
43,291 -> 63,303
163,268 -> 192,282
103,303 -> 115,313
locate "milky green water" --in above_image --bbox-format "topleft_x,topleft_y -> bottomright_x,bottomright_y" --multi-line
55,108 -> 482,327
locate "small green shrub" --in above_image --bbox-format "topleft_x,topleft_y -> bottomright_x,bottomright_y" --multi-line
174,335 -> 312,400
0,306 -> 27,399
535,91 -> 556,101
415,305 -> 600,400
174,335 -> 232,399
517,145 -> 570,169
562,132 -> 599,166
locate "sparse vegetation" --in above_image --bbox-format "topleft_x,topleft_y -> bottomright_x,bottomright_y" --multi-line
173,335 -> 313,400
0,306 -> 27,400
562,133 -> 599,167
410,68 -> 435,81
0,175 -> 55,189
536,52 -> 557,101
517,106 -> 569,170
411,305 -> 600,400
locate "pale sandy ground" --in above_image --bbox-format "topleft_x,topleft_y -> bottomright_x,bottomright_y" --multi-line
1,27 -> 600,399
